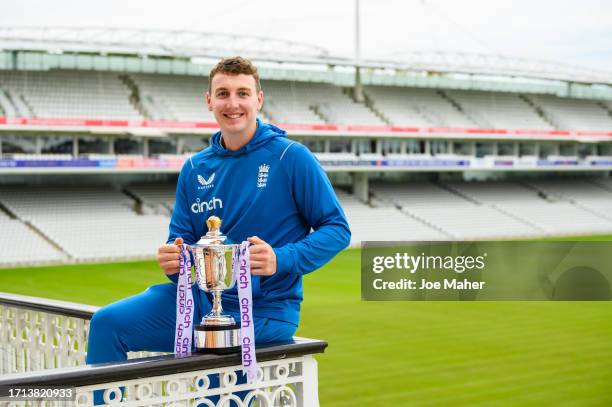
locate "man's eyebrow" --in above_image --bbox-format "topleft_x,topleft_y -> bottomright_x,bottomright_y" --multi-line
213,87 -> 252,92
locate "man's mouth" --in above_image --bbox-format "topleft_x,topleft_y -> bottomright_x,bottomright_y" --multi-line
224,113 -> 244,119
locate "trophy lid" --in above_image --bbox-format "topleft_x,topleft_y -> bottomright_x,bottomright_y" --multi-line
194,216 -> 228,246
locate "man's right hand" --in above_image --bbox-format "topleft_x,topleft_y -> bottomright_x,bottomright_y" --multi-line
157,237 -> 184,275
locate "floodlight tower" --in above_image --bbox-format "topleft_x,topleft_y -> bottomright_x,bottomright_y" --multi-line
354,0 -> 365,102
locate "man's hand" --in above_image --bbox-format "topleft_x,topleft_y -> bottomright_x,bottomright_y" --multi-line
157,237 -> 183,275
248,236 -> 277,276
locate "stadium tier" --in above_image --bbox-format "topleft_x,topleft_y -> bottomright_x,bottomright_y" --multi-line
364,86 -> 477,127
444,180 -> 612,235
0,70 -> 141,120
335,188 -> 446,243
0,186 -> 168,264
522,178 -> 612,222
0,51 -> 611,267
130,73 -> 214,122
444,90 -> 554,130
1,179 -> 612,266
127,183 -> 177,215
0,209 -> 65,265
264,81 -> 385,125
530,95 -> 612,131
0,69 -> 611,132
371,181 -> 541,239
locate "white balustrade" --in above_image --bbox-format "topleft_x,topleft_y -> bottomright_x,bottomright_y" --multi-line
0,293 -> 325,406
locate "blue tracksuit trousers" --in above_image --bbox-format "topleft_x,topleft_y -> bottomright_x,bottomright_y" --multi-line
86,282 -> 297,403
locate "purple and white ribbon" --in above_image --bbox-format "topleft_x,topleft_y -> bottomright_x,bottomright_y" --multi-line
237,241 -> 258,383
174,244 -> 194,357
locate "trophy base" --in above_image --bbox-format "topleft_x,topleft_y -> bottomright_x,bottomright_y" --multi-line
194,322 -> 241,353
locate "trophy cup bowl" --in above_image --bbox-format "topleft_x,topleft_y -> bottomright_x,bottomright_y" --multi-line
191,216 -> 241,353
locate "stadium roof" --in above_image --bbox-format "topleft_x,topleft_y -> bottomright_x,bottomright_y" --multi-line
0,26 -> 330,61
363,51 -> 612,86
1,26 -> 612,86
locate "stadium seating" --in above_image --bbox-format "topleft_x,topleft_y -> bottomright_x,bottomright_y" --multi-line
445,180 -> 612,236
1,177 -> 612,266
263,81 -> 385,125
0,209 -> 66,266
525,178 -> 612,222
0,69 -> 610,132
1,68 -> 612,266
127,183 -> 177,215
530,95 -> 612,130
261,81 -> 326,124
0,186 -> 168,262
130,73 -> 214,122
0,70 -> 142,120
445,90 -> 554,130
365,86 -> 476,127
335,188 -> 447,243
371,181 -> 542,239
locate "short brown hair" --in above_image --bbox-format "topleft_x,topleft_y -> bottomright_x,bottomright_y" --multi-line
208,56 -> 261,93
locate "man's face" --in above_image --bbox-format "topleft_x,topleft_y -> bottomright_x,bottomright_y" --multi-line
206,73 -> 263,137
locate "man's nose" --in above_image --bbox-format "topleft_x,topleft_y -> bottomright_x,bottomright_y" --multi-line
226,95 -> 240,108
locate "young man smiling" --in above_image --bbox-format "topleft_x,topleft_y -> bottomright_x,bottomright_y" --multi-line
86,57 -> 351,366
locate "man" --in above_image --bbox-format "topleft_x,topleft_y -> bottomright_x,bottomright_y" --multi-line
86,56 -> 351,364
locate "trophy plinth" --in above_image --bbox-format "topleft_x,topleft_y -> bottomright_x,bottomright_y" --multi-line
191,216 -> 241,353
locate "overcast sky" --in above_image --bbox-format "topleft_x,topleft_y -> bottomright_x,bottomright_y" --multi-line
1,0 -> 611,72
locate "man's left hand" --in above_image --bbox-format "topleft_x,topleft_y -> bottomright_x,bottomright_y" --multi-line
248,236 -> 277,276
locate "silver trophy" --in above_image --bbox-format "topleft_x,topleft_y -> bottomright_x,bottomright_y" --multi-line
191,216 -> 241,353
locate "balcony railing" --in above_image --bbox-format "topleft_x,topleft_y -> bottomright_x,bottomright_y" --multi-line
0,292 -> 327,406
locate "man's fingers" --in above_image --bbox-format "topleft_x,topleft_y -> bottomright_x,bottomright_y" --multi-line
249,253 -> 270,262
161,260 -> 180,270
158,240 -> 183,275
249,245 -> 268,254
158,252 -> 180,262
249,260 -> 265,268
247,236 -> 264,245
161,244 -> 181,253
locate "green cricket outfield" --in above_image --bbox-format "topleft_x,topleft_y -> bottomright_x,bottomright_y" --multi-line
1,245 -> 611,406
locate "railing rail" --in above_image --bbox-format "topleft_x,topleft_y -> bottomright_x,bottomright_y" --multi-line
0,292 -> 327,406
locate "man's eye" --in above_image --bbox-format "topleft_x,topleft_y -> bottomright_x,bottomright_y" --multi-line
216,91 -> 228,97
239,91 -> 250,97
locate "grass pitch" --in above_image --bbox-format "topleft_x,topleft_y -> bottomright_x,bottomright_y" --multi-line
1,249 -> 611,406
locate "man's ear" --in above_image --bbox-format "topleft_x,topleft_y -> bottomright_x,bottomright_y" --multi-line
257,91 -> 264,112
205,92 -> 212,111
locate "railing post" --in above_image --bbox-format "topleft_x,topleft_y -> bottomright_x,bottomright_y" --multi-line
301,354 -> 320,407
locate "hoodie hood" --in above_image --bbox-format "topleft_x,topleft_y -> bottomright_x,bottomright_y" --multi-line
210,119 -> 287,157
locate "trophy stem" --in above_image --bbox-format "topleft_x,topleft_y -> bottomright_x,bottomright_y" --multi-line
211,290 -> 223,316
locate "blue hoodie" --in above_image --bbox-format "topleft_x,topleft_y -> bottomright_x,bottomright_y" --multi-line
168,119 -> 351,325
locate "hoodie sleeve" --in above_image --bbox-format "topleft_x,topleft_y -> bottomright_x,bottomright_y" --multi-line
273,143 -> 351,275
164,161 -> 200,283
167,161 -> 198,245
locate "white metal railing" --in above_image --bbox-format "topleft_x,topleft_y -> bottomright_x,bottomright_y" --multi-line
0,292 -> 326,406
0,294 -> 95,374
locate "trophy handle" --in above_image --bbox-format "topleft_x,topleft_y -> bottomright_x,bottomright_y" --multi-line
192,247 -> 209,292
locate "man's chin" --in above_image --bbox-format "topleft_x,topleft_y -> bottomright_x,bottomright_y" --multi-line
220,123 -> 243,132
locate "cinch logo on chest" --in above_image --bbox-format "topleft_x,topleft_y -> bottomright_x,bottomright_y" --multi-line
191,197 -> 223,213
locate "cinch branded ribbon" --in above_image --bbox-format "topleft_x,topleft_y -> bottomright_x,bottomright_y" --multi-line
235,241 -> 258,383
174,244 -> 194,357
